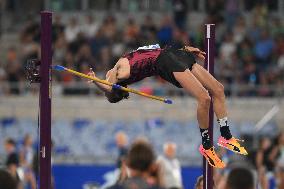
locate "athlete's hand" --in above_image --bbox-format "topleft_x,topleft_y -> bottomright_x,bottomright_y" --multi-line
184,46 -> 206,60
87,68 -> 96,83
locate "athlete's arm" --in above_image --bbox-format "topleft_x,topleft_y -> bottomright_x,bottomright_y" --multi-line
88,64 -> 119,93
88,63 -> 129,103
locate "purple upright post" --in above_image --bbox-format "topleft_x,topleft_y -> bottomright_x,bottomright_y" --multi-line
203,24 -> 215,189
40,11 -> 52,189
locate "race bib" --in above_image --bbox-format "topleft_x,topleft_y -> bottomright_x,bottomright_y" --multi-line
137,44 -> 161,50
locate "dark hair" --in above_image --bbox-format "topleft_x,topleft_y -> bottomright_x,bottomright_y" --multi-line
0,169 -> 17,189
5,138 -> 16,146
126,141 -> 155,172
107,87 -> 129,103
226,168 -> 254,189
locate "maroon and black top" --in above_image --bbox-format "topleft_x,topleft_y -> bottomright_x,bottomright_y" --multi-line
118,49 -> 163,86
118,47 -> 196,88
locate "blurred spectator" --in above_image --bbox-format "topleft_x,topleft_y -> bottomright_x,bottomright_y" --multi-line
225,167 -> 254,189
252,3 -> 268,28
194,175 -> 203,189
20,31 -> 39,61
90,28 -> 110,58
254,29 -> 274,69
171,29 -> 190,49
219,32 -> 236,63
53,33 -> 67,63
274,133 -> 284,189
115,131 -> 128,168
19,134 -> 34,168
224,0 -> 240,29
4,138 -> 20,183
140,15 -> 157,44
109,140 -> 162,189
0,63 -> 8,94
255,137 -> 271,189
232,16 -> 246,44
157,16 -> 173,47
275,35 -> 284,70
4,47 -> 23,94
255,137 -> 272,170
124,18 -> 140,48
64,17 -> 80,43
52,14 -> 65,41
157,142 -> 182,189
206,0 -> 223,20
75,43 -> 95,72
0,169 -> 18,189
101,16 -> 118,41
81,15 -> 99,38
270,16 -> 284,38
172,0 -> 188,30
257,135 -> 282,189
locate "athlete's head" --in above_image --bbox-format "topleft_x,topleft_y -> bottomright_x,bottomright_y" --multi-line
107,87 -> 129,103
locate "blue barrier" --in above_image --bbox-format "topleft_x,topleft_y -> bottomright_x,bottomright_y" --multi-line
53,165 -> 202,189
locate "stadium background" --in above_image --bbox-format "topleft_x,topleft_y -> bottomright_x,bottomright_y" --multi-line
0,0 -> 284,189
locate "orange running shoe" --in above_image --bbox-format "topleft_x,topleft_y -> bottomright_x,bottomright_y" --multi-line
217,137 -> 248,155
199,145 -> 226,169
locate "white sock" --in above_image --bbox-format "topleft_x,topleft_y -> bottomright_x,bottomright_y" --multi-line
218,117 -> 228,127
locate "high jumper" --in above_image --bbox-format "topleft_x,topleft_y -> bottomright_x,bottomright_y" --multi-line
57,44 -> 248,168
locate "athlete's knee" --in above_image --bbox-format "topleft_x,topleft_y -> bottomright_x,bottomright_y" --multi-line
214,82 -> 225,97
198,91 -> 211,108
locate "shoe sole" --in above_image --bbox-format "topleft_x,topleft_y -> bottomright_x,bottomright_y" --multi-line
217,142 -> 248,155
200,149 -> 225,169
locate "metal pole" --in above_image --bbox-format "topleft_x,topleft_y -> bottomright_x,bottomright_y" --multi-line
203,24 -> 215,189
40,11 -> 52,189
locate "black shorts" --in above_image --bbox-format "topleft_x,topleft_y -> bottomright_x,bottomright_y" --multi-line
155,48 -> 196,88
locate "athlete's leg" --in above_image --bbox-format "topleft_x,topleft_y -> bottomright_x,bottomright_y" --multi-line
190,63 -> 232,140
173,70 -> 226,168
191,63 -> 227,119
173,70 -> 210,130
191,63 -> 247,155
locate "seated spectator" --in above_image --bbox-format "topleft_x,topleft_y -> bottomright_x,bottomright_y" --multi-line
225,168 -> 254,189
157,16 -> 173,47
172,0 -> 188,30
5,47 -> 23,94
232,16 -> 246,44
81,15 -> 99,38
64,17 -> 80,43
219,32 -> 236,63
140,15 -> 157,42
124,18 -> 139,47
254,29 -> 274,68
52,14 -> 65,41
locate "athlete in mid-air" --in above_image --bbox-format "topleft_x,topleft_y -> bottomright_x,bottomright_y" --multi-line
88,44 -> 247,168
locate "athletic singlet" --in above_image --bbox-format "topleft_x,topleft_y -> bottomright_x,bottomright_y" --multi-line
118,45 -> 163,86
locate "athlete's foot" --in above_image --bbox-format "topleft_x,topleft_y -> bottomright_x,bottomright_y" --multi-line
217,137 -> 248,155
199,145 -> 226,169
